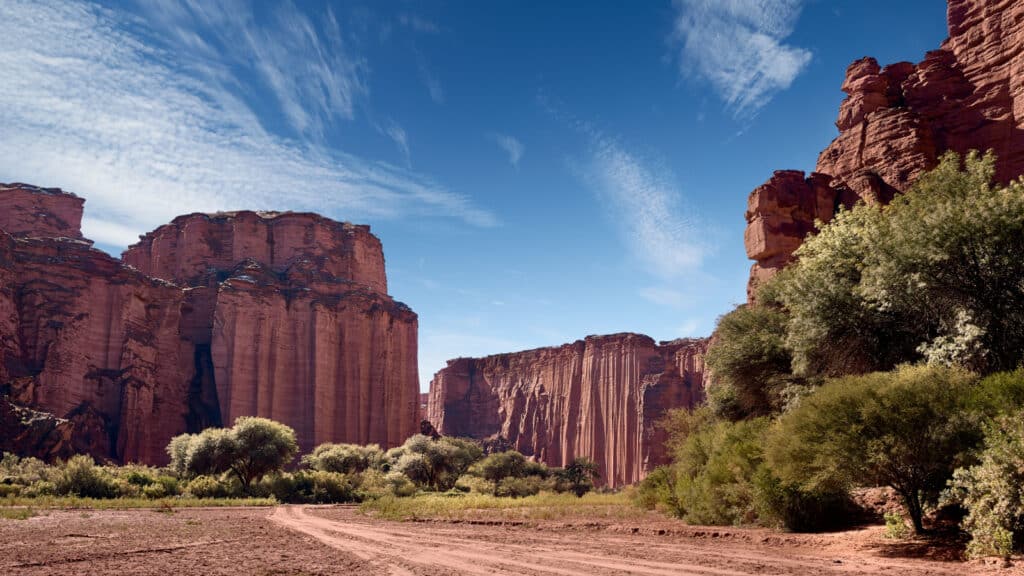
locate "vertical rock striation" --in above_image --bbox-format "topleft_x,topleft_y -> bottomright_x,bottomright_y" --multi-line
1,184 -> 419,463
428,335 -> 708,487
745,0 -> 1024,298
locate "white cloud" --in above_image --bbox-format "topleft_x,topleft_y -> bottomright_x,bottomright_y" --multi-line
581,133 -> 709,278
490,133 -> 524,168
416,52 -> 446,104
0,0 -> 495,250
381,119 -> 411,167
672,0 -> 812,118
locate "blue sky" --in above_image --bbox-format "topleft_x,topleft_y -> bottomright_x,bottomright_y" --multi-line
0,1 -> 948,389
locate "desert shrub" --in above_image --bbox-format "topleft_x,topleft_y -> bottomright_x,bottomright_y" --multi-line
0,453 -> 51,486
143,483 -> 168,499
705,303 -> 800,419
385,471 -> 417,497
53,455 -> 122,499
672,416 -> 769,525
557,457 -> 600,497
495,476 -> 542,498
768,365 -> 984,533
22,480 -> 55,497
971,369 -> 1024,418
387,435 -> 483,491
301,443 -> 384,474
454,474 -> 492,494
0,484 -> 22,497
884,511 -> 911,539
751,466 -> 851,532
949,413 -> 1024,558
634,466 -> 681,515
470,451 -> 527,493
185,475 -> 231,499
154,475 -> 180,496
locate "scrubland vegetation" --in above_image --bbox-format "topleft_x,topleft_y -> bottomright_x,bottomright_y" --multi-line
637,152 -> 1024,559
1,415 -> 600,513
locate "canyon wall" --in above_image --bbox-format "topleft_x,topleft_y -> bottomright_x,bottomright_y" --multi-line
0,183 -> 419,463
427,335 -> 708,487
745,0 -> 1024,297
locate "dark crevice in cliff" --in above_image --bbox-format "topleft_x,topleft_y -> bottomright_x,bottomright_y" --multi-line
186,343 -> 222,432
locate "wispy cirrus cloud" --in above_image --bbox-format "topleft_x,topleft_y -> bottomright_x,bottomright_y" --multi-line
672,0 -> 812,118
580,132 -> 710,279
0,0 -> 495,248
489,133 -> 524,168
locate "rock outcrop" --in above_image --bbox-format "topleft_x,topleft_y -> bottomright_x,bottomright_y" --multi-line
0,183 -> 419,463
745,0 -> 1024,297
427,334 -> 708,487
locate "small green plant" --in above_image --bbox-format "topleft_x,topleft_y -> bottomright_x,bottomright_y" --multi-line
884,511 -> 910,539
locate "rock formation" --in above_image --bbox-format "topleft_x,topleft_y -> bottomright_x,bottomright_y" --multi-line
0,183 -> 419,464
427,334 -> 708,487
745,0 -> 1024,297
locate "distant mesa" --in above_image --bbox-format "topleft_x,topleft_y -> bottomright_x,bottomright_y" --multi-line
0,182 -> 419,464
427,334 -> 709,487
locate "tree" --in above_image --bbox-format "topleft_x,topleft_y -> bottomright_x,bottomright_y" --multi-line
301,443 -> 384,474
387,435 -> 484,491
165,417 -> 298,492
228,417 -> 298,490
558,457 -> 600,497
771,150 -> 1024,377
472,451 -> 526,494
704,303 -> 800,419
767,365 -> 983,533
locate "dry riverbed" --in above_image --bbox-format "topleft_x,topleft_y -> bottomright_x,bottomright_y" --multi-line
1,505 -> 1021,575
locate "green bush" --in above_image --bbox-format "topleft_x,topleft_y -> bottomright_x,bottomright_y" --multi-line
143,483 -> 168,499
386,435 -> 483,491
54,455 -> 122,499
751,466 -> 850,532
301,443 -> 384,474
186,475 -> 231,499
634,466 -> 681,515
704,304 -> 800,419
495,476 -> 541,498
949,413 -> 1024,558
768,365 -> 984,533
454,474 -> 492,495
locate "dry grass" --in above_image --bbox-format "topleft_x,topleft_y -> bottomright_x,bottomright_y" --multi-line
360,490 -> 649,522
1,495 -> 275,510
0,507 -> 36,520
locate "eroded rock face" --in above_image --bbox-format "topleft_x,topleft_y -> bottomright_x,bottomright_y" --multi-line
745,0 -> 1024,298
0,183 -> 84,240
1,185 -> 418,463
427,334 -> 708,487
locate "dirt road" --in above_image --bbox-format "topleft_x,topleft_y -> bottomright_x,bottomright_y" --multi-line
2,505 -> 1017,575
273,505 -> 1001,575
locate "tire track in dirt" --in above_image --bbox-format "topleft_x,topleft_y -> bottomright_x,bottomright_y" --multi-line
272,505 -> 973,576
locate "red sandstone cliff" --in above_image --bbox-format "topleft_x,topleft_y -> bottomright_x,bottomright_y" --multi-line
427,335 -> 708,487
0,183 -> 419,463
745,0 -> 1024,297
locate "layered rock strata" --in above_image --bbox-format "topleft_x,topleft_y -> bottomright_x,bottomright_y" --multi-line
745,0 -> 1024,297
0,183 -> 419,463
427,334 -> 708,487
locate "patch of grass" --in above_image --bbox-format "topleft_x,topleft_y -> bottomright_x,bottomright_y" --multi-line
1,495 -> 275,509
359,491 -> 647,522
0,507 -> 36,520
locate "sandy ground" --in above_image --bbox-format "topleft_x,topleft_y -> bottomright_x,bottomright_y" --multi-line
1,505 -> 1021,575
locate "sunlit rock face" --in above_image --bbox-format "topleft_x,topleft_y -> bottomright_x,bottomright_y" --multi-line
428,334 -> 709,487
1,183 -> 419,463
745,0 -> 1024,299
